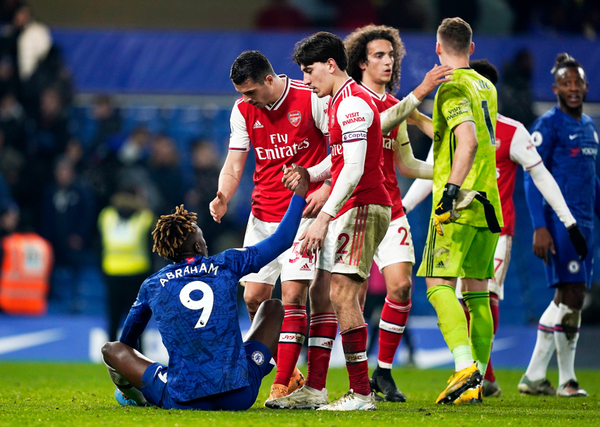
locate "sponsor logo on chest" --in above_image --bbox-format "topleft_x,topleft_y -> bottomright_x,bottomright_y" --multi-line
383,136 -> 394,150
331,143 -> 343,156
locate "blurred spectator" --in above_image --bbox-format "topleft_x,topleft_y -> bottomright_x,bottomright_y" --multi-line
15,85 -> 71,228
147,134 -> 184,216
508,0 -> 543,33
500,49 -> 537,129
582,0 -> 600,39
117,126 -> 150,167
0,91 -> 26,154
377,0 -> 428,32
327,0 -> 379,30
255,0 -> 311,29
185,138 -> 221,245
0,201 -> 53,316
40,156 -> 96,313
98,187 -> 153,341
89,94 -> 121,161
437,0 -> 480,31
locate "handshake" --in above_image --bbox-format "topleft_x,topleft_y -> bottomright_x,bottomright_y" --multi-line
282,163 -> 310,198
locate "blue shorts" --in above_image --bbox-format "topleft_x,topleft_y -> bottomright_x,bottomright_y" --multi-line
140,341 -> 274,410
544,218 -> 593,289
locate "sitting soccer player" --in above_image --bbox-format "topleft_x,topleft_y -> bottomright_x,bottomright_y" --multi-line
101,165 -> 309,410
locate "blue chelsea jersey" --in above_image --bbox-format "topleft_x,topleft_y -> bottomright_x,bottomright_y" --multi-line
530,106 -> 599,228
121,246 -> 264,403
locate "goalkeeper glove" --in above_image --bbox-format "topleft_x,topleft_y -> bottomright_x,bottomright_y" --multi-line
567,224 -> 588,261
434,183 -> 461,235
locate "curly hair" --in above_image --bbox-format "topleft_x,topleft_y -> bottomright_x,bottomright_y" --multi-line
344,25 -> 405,94
152,204 -> 197,261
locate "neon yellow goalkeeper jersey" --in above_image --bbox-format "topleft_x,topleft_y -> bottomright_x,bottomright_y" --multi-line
431,68 -> 503,229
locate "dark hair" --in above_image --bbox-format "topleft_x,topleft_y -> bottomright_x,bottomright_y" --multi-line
344,25 -> 405,93
437,17 -> 472,55
152,204 -> 197,262
551,52 -> 584,77
469,59 -> 499,85
230,50 -> 276,85
292,31 -> 348,71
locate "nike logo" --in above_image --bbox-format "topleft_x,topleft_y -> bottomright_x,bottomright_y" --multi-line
413,336 -> 517,368
569,134 -> 578,140
0,329 -> 65,355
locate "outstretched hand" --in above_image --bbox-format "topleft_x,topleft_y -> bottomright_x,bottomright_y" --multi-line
413,64 -> 453,101
209,191 -> 227,223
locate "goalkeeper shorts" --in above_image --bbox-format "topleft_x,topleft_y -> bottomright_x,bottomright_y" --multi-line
417,219 -> 498,279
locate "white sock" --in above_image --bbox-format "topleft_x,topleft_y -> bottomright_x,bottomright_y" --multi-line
555,303 -> 581,386
524,301 -> 558,382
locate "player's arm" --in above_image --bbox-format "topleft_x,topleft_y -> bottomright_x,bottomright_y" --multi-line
394,121 -> 433,180
432,120 -> 478,234
528,164 -> 587,261
402,146 -> 434,213
302,93 -> 333,217
209,104 -> 249,223
407,109 -> 434,139
381,64 -> 452,134
300,97 -> 372,255
524,123 -> 558,263
119,286 -> 152,350
252,167 -> 308,265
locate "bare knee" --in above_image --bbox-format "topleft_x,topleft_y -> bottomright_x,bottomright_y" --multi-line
387,277 -> 412,302
101,341 -> 122,365
244,283 -> 273,313
257,299 -> 284,323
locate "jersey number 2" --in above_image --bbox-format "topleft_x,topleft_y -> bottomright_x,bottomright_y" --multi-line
481,100 -> 496,146
179,281 -> 214,329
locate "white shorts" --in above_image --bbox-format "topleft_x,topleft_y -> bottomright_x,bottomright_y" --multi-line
317,204 -> 390,280
456,234 -> 512,300
240,213 -> 316,285
373,215 -> 415,271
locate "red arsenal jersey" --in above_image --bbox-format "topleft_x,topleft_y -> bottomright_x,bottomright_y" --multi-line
495,113 -> 542,236
361,84 -> 406,221
327,78 -> 391,218
229,76 -> 329,222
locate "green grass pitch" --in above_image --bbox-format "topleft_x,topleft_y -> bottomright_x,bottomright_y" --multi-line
1,362 -> 598,426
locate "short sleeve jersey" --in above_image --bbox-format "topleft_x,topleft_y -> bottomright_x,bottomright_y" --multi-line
495,114 -> 543,236
328,78 -> 391,218
361,84 -> 407,221
121,247 -> 264,403
529,106 -> 599,228
229,76 -> 329,222
431,68 -> 503,228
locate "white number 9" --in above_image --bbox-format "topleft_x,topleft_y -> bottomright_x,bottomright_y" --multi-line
179,281 -> 214,329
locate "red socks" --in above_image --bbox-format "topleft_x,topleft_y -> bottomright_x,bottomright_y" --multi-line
273,305 -> 307,386
341,324 -> 370,396
378,297 -> 411,368
306,312 -> 337,391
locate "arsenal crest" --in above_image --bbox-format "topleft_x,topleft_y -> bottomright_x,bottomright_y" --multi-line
288,111 -> 301,127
